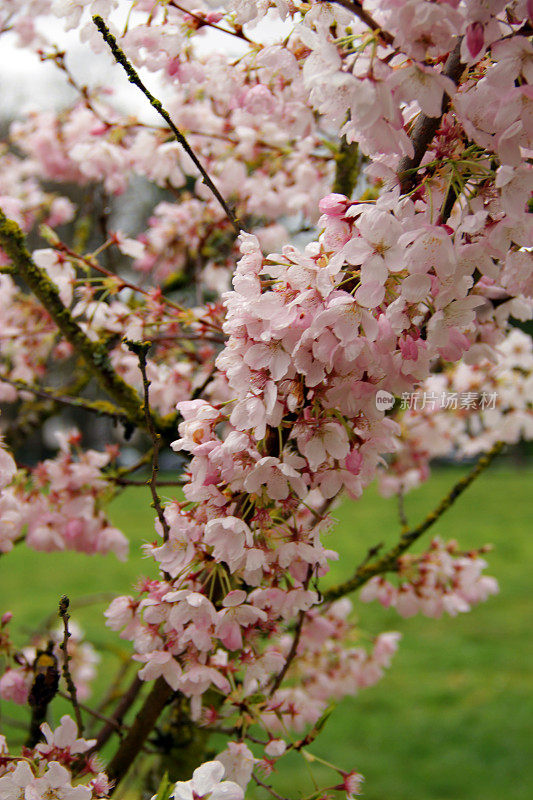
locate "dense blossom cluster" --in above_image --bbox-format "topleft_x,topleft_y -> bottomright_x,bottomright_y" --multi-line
0,429 -> 127,557
0,0 -> 531,798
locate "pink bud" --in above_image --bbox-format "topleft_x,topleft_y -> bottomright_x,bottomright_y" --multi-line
318,193 -> 348,216
466,22 -> 484,59
345,449 -> 362,475
1,611 -> 12,626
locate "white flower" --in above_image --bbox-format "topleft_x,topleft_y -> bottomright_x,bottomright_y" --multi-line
172,760 -> 243,800
216,742 -> 256,789
37,714 -> 96,757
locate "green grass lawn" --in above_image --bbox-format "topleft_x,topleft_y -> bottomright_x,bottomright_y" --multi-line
1,466 -> 531,799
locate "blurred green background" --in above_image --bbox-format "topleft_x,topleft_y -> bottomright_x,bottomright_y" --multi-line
1,466 -> 531,800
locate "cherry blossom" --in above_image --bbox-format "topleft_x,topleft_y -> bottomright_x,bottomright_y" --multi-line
0,0 -> 530,797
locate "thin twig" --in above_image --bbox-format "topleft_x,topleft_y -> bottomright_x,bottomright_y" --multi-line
253,773 -> 290,800
93,15 -> 241,234
58,596 -> 84,737
126,340 -> 170,542
322,441 -> 505,602
55,239 -> 185,315
269,565 -> 313,695
90,674 -> 143,754
397,491 -> 408,529
57,691 -> 123,732
169,1 -> 255,45
112,477 -> 185,487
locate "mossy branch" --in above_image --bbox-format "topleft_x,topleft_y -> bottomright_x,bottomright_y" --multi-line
1,376 -> 129,424
92,15 -> 241,234
0,209 -> 146,430
322,441 -> 505,603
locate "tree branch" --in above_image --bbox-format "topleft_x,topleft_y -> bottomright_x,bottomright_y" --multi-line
322,441 -> 505,603
126,340 -> 170,542
398,39 -> 464,194
269,565 -> 313,695
333,139 -> 361,197
0,210 -> 148,430
0,376 -> 130,424
93,15 -> 241,234
105,676 -> 174,791
90,674 -> 143,753
58,596 -> 84,737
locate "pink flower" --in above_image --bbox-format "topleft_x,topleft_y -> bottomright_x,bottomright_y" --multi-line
319,193 -> 348,217
136,651 -> 182,690
216,590 -> 267,651
0,442 -> 16,489
0,668 -> 30,704
216,742 -> 256,789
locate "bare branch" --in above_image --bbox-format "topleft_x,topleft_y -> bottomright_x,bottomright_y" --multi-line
93,15 -> 241,234
58,596 -> 84,737
126,340 -> 170,542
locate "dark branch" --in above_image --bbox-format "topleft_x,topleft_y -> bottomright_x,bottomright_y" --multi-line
398,39 -> 464,194
58,596 -> 84,736
126,340 -> 170,542
105,676 -> 174,790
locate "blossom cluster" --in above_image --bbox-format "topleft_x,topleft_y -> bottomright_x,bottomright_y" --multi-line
360,537 -> 499,618
0,0 -> 530,797
379,328 -> 533,496
0,429 -> 127,558
0,715 -> 111,799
